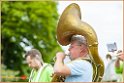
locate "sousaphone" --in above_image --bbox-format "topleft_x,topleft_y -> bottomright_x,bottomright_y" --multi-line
53,3 -> 104,82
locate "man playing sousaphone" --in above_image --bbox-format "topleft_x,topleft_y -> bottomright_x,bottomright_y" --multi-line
52,3 -> 104,82
54,35 -> 93,82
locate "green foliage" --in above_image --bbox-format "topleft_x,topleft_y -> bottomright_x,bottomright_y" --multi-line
1,1 -> 62,81
1,64 -> 21,82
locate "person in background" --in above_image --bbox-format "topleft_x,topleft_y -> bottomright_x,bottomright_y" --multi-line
25,49 -> 53,82
115,50 -> 124,82
102,52 -> 120,82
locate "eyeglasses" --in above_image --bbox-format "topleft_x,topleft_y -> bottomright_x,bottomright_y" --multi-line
69,45 -> 81,49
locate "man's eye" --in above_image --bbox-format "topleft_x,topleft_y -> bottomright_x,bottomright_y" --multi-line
70,46 -> 73,48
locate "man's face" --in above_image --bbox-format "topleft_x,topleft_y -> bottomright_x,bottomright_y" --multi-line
26,56 -> 38,69
68,41 -> 82,60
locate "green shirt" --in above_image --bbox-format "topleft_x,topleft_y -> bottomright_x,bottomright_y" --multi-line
115,61 -> 124,82
29,63 -> 53,82
115,61 -> 123,74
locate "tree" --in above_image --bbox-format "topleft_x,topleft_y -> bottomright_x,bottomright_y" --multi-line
1,1 -> 62,81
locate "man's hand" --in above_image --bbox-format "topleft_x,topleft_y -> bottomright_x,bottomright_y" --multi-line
56,52 -> 65,60
54,52 -> 71,76
118,53 -> 124,61
115,52 -> 123,68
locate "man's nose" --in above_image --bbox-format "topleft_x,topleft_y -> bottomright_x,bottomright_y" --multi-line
68,48 -> 71,51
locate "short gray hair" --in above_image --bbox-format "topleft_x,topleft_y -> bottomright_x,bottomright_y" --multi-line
71,35 -> 88,46
25,49 -> 44,63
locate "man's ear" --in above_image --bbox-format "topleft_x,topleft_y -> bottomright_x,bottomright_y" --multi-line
80,48 -> 85,53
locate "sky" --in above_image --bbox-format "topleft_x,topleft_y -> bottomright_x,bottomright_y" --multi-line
57,1 -> 123,67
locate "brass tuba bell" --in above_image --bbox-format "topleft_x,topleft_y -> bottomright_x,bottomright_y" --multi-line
54,3 -> 104,82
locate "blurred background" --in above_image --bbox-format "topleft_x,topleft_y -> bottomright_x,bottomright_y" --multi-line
1,0 -> 123,82
1,1 -> 62,82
